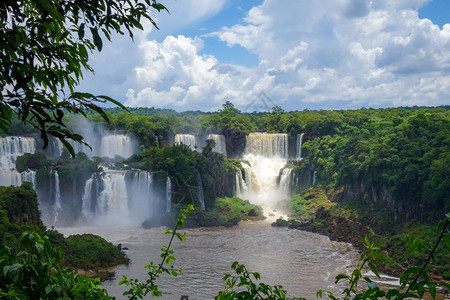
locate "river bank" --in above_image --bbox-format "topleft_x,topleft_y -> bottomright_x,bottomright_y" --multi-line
275,186 -> 450,281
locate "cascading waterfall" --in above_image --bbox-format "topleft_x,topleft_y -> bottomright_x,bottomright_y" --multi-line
127,170 -> 154,223
238,133 -> 290,212
235,169 -> 244,196
279,168 -> 292,196
50,137 -> 64,157
81,176 -> 95,218
96,171 -> 129,220
206,134 -> 227,156
68,133 -> 136,159
53,171 -> 61,222
175,134 -> 197,151
296,133 -> 304,160
197,173 -> 205,210
166,177 -> 172,213
241,163 -> 256,193
20,170 -> 36,190
79,169 -> 159,225
245,133 -> 288,158
100,134 -> 135,159
0,136 -> 36,187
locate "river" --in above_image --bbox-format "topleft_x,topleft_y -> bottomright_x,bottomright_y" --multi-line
58,219 -> 361,299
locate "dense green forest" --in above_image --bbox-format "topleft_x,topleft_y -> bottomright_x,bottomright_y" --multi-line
1,105 -> 449,298
7,104 -> 449,224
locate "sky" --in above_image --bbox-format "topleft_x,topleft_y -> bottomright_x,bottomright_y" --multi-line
77,0 -> 450,112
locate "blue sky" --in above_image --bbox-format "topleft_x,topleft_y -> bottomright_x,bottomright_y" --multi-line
78,0 -> 450,112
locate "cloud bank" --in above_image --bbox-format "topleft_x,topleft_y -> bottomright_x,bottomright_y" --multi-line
123,0 -> 450,110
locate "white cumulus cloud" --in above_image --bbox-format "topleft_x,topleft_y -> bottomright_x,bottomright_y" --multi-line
125,0 -> 450,110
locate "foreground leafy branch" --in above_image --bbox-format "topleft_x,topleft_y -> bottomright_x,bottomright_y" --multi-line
1,0 -> 168,156
119,205 -> 194,299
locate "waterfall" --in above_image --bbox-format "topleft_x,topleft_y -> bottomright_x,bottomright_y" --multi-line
312,170 -> 316,185
174,134 -> 197,151
206,134 -> 227,156
0,136 -> 35,169
50,137 -> 64,157
197,173 -> 205,210
239,132 -> 290,209
97,171 -> 129,218
245,133 -> 288,158
81,176 -> 95,218
165,177 -> 172,213
100,134 -> 135,159
241,163 -> 255,193
296,133 -> 304,160
20,170 -> 36,189
69,139 -> 94,157
235,169 -> 244,196
279,168 -> 292,196
0,136 -> 36,187
80,169 -> 158,225
127,170 -> 154,223
53,171 -> 61,222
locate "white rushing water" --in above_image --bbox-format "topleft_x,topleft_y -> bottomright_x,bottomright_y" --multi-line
175,134 -> 197,151
53,171 -> 61,222
97,171 -> 129,220
100,134 -> 135,159
68,132 -> 136,159
127,170 -> 155,223
165,177 -> 172,213
279,167 -> 292,197
238,133 -> 291,218
296,133 -> 304,160
0,136 -> 36,187
245,133 -> 288,158
81,176 -> 95,218
197,173 -> 205,210
206,134 -> 227,156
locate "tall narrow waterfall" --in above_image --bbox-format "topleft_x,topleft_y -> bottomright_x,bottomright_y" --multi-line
81,176 -> 95,218
245,133 -> 288,158
206,134 -> 227,156
174,134 -> 197,151
197,173 -> 205,210
235,169 -> 244,196
0,137 -> 36,187
100,134 -> 135,159
279,168 -> 292,196
166,177 -> 172,213
296,133 -> 304,160
53,171 -> 61,222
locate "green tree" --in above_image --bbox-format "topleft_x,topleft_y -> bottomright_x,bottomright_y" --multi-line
1,0 -> 167,155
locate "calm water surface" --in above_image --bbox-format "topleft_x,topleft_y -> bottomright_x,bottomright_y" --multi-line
58,220 -> 361,299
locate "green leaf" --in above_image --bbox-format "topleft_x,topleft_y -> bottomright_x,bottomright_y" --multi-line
90,27 -> 103,51
78,23 -> 85,39
334,273 -> 349,283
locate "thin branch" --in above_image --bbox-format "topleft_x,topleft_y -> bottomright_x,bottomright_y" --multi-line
399,218 -> 449,300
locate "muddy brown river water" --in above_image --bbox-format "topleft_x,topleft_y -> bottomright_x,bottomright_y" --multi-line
58,220 -> 367,299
